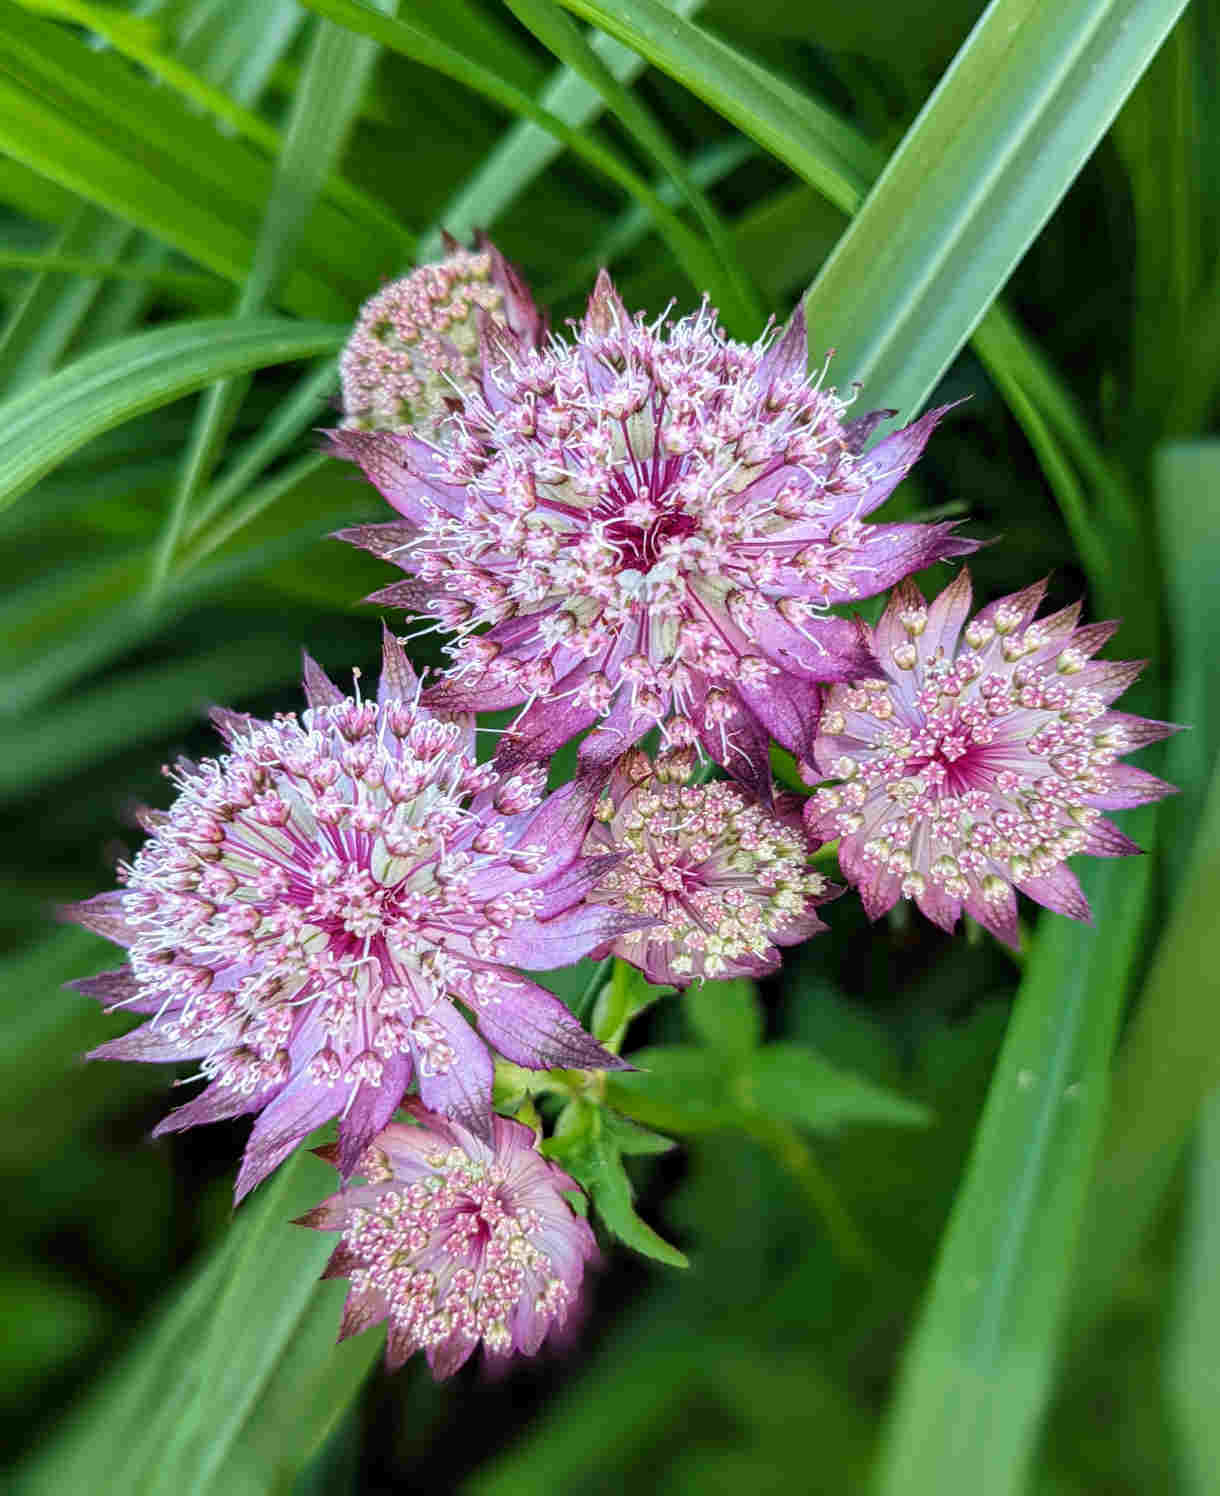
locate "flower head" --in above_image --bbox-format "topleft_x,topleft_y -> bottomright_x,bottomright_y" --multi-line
332,270 -> 976,798
803,570 -> 1178,946
339,234 -> 542,440
298,1103 -> 596,1379
65,629 -> 644,1200
583,746 -> 837,984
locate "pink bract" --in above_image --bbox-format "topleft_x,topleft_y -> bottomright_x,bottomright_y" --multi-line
332,266 -> 976,799
298,1103 -> 597,1379
65,630 -> 646,1200
803,569 -> 1178,946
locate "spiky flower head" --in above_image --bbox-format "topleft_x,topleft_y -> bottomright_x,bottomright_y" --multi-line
803,570 -> 1177,946
583,746 -> 837,984
339,233 -> 542,441
332,269 -> 976,799
299,1103 -> 596,1379
65,630 -> 645,1200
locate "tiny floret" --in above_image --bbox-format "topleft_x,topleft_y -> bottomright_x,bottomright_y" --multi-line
299,1103 -> 596,1379
339,235 -> 541,440
804,570 -> 1178,945
584,747 -> 838,985
333,267 -> 975,796
64,630 -> 644,1200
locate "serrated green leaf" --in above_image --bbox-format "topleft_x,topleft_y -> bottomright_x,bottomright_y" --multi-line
547,1104 -> 688,1267
684,978 -> 762,1058
0,318 -> 345,510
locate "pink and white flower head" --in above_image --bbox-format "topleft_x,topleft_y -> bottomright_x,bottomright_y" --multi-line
803,570 -> 1178,946
583,746 -> 838,985
64,629 -> 645,1201
331,269 -> 976,800
339,233 -> 542,441
298,1103 -> 596,1379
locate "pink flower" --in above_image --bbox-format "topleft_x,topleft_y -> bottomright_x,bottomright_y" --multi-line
339,234 -> 542,440
297,1102 -> 597,1379
583,746 -> 837,985
332,269 -> 976,799
803,570 -> 1178,946
64,630 -> 645,1200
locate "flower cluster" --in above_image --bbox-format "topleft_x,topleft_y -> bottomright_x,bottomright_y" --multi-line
67,629 -> 639,1199
584,746 -> 837,984
300,1104 -> 595,1378
333,271 -> 975,796
803,570 -> 1176,945
66,237 -> 1175,1379
339,235 -> 542,441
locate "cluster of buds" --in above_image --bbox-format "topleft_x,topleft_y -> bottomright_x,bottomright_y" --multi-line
68,238 -> 1175,1378
585,746 -> 837,983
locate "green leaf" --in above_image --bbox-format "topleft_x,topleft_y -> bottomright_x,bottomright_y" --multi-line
875,842 -> 1155,1496
424,0 -> 703,256
146,8 -> 390,601
801,0 -> 1191,419
546,1102 -> 688,1267
741,1042 -> 930,1133
608,1046 -> 738,1134
683,978 -> 762,1059
0,318 -> 346,511
591,958 -> 673,1047
1166,1090 -> 1220,1496
502,0 -> 763,336
14,1146 -> 352,1496
550,0 -> 879,214
301,0 -> 757,309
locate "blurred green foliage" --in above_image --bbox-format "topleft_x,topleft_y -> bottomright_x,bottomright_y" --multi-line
0,0 -> 1217,1492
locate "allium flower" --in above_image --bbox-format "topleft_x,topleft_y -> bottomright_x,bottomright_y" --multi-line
298,1103 -> 596,1379
332,270 -> 976,797
65,630 -> 645,1200
583,746 -> 837,984
803,570 -> 1177,946
339,234 -> 542,440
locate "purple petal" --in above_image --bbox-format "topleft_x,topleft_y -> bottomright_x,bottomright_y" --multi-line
1101,711 -> 1184,749
734,670 -> 822,763
70,967 -> 151,1010
752,609 -> 880,684
414,1002 -> 495,1142
328,428 -> 467,526
209,706 -> 255,743
153,1079 -> 282,1137
364,579 -> 438,610
965,885 -> 1020,950
913,881 -> 963,934
302,652 -> 344,710
975,577 -> 1048,632
473,975 -> 630,1072
841,408 -> 897,454
1083,818 -> 1144,857
922,565 -> 974,659
838,836 -> 902,922
1085,763 -> 1177,809
1072,658 -> 1147,705
811,522 -> 978,607
582,269 -> 629,336
753,302 -> 809,389
88,1026 -> 207,1063
339,1286 -> 389,1344
235,1078 -> 342,1202
426,1331 -> 479,1380
493,905 -> 656,968
1065,619 -> 1120,659
494,687 -> 598,774
60,890 -> 136,947
533,853 -> 622,920
337,1054 -> 413,1178
1017,865 -> 1092,922
377,623 -> 420,704
332,520 -> 415,564
852,403 -> 958,515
